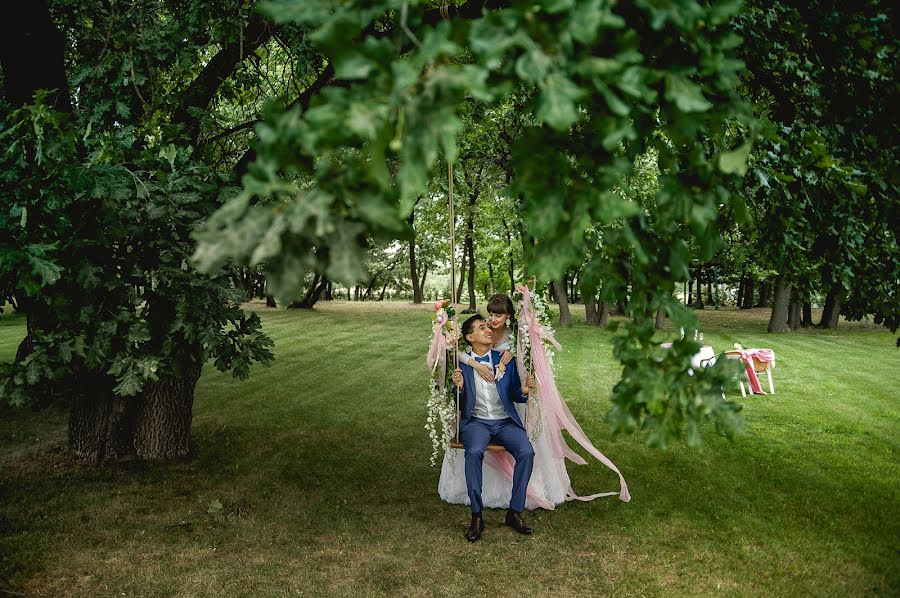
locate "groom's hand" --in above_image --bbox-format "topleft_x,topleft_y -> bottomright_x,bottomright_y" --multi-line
521,372 -> 535,395
452,368 -> 464,389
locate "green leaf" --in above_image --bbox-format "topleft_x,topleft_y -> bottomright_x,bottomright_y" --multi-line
19,205 -> 27,227
515,48 -> 550,83
536,73 -> 584,131
159,144 -> 177,169
664,75 -> 712,112
718,141 -> 752,176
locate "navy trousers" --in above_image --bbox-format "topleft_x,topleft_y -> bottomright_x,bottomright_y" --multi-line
461,417 -> 535,514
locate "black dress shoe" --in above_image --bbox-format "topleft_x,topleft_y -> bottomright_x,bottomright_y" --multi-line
465,513 -> 485,542
505,509 -> 533,535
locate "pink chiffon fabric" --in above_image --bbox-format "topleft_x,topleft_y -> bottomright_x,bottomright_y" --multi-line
739,348 -> 775,394
514,285 -> 630,503
426,322 -> 448,391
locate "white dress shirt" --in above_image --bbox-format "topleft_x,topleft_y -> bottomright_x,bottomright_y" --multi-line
470,351 -> 507,420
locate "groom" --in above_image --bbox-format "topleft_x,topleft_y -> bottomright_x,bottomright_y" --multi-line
451,314 -> 536,542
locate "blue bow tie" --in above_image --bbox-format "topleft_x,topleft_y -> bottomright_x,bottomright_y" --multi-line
474,354 -> 491,364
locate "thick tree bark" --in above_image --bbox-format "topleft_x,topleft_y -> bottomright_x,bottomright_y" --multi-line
266,294 -> 277,308
767,276 -> 793,333
133,365 -> 202,460
69,373 -> 137,463
551,279 -> 572,326
820,288 -> 843,329
801,302 -> 813,327
705,277 -> 714,306
378,282 -> 389,301
687,277 -> 694,305
741,278 -> 755,309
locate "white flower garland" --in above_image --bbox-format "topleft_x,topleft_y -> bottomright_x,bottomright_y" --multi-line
425,379 -> 455,466
424,300 -> 462,466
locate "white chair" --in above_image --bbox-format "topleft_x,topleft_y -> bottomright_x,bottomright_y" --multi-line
724,350 -> 775,396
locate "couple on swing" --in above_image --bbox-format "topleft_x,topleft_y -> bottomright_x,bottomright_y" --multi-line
440,289 -> 631,542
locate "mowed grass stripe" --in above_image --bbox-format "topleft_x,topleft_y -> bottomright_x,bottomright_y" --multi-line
0,302 -> 897,596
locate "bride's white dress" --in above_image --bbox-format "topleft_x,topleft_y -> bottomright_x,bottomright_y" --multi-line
437,331 -> 570,510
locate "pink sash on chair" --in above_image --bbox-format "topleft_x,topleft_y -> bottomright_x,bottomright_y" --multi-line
739,348 -> 775,394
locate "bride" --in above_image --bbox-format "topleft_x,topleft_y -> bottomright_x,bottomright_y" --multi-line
437,288 -> 630,510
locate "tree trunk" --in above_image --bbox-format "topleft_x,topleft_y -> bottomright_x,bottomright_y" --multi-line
502,218 -> 515,297
408,212 -> 423,304
455,248 -> 466,304
801,302 -> 813,327
693,267 -> 704,309
687,277 -> 694,305
767,276 -> 793,333
820,288 -> 843,329
787,301 -> 802,331
291,273 -> 329,309
488,262 -> 495,296
132,364 -> 202,460
741,278 -> 754,309
756,281 -> 770,307
597,302 -> 609,326
324,281 -> 333,301
655,306 -> 666,329
419,264 -> 428,299
551,279 -> 572,326
464,190 -> 477,313
378,282 -> 389,301
705,276 -> 714,306
69,373 -> 138,463
266,294 -> 277,308
585,294 -> 597,325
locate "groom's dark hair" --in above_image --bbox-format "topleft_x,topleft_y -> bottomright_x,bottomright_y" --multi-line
461,314 -> 484,346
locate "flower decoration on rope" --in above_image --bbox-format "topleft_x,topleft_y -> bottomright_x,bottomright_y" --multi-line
424,299 -> 462,465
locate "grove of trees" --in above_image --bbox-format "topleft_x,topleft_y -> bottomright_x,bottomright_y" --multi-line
1,0 -> 895,460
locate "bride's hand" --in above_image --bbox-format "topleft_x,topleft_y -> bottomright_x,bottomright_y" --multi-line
475,362 -> 493,383
499,351 -> 513,367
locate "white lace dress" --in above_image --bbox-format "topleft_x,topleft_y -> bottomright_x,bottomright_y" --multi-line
437,330 -> 570,510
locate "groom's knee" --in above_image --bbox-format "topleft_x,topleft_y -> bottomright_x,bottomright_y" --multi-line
465,447 -> 486,461
515,442 -> 535,462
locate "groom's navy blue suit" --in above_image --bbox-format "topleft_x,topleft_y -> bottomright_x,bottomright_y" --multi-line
457,350 -> 534,514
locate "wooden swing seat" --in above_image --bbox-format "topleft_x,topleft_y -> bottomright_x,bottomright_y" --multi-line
449,437 -> 507,451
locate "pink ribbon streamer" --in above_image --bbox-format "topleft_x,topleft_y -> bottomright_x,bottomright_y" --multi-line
426,322 -> 447,391
739,348 -> 775,394
517,285 -> 631,503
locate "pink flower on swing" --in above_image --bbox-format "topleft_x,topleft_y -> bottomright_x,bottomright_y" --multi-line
436,312 -> 446,324
434,299 -> 446,310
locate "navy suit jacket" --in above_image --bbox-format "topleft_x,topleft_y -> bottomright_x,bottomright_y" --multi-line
456,349 -> 529,430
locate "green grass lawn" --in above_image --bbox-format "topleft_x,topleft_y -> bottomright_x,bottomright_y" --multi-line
1,302 -> 898,596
